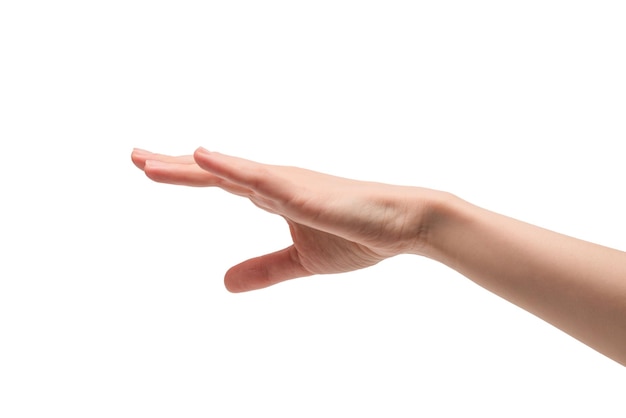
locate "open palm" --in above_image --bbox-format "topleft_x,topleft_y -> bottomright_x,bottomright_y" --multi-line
132,148 -> 428,291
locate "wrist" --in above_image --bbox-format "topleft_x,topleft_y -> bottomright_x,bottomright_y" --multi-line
407,189 -> 466,259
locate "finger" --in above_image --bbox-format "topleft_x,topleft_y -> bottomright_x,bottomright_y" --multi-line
193,147 -> 281,196
192,147 -> 345,232
131,148 -> 196,170
143,160 -> 251,195
224,246 -> 312,292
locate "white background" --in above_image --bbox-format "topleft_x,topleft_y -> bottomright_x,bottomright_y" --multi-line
1,1 -> 625,416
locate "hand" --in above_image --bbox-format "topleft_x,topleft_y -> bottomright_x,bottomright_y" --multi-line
131,147 -> 626,364
131,148 -> 435,292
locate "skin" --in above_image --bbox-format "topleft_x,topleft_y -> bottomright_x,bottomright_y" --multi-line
131,147 -> 626,366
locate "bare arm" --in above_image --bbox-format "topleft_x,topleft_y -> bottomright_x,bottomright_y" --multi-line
131,147 -> 626,366
422,193 -> 626,366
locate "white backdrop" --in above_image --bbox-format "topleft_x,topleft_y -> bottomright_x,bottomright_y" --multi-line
1,1 -> 624,416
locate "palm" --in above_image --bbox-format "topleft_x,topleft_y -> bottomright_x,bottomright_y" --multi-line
286,220 -> 385,276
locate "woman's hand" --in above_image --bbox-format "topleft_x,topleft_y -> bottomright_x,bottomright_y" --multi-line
131,148 -> 436,292
132,147 -> 626,365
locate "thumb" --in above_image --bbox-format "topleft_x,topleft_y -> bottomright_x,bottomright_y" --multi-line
224,246 -> 312,292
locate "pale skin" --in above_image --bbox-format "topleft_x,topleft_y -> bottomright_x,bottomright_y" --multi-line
131,147 -> 626,366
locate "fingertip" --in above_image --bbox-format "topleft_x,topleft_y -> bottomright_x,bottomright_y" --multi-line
223,266 -> 237,292
223,248 -> 310,293
194,146 -> 212,160
142,159 -> 166,182
224,266 -> 258,293
133,147 -> 151,155
193,147 -> 214,170
131,148 -> 150,169
224,279 -> 246,293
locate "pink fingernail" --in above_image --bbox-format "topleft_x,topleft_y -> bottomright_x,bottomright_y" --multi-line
145,159 -> 166,168
133,148 -> 151,155
196,147 -> 211,155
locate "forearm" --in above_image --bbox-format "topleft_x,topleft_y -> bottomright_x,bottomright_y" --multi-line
419,192 -> 626,366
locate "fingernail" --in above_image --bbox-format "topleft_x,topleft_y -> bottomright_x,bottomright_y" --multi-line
133,148 -> 150,155
196,147 -> 211,155
144,159 -> 166,168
